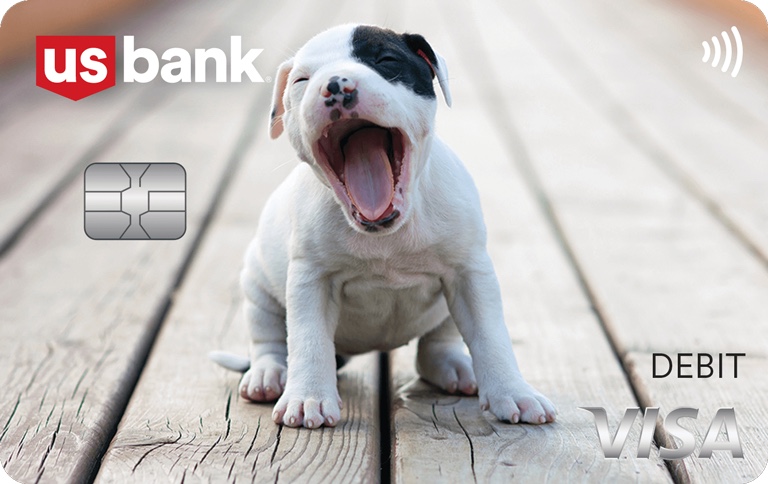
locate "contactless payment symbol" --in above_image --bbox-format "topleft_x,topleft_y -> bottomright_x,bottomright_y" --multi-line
84,163 -> 186,240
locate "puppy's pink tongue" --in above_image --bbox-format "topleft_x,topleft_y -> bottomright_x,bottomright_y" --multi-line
343,128 -> 394,221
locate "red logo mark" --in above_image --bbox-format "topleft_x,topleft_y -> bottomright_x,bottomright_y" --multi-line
36,36 -> 116,101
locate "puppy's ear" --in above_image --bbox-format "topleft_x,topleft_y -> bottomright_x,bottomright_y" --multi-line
269,58 -> 293,139
432,51 -> 452,107
402,34 -> 452,107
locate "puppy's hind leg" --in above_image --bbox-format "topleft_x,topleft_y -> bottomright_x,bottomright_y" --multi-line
416,316 -> 478,396
239,277 -> 288,403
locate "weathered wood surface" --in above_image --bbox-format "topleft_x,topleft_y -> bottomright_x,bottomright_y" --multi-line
474,0 -> 768,482
0,0 -> 271,480
100,349 -> 380,483
0,84 -> 258,483
388,1 -> 672,482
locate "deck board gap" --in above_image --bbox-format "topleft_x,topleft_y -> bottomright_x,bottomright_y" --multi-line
379,351 -> 391,484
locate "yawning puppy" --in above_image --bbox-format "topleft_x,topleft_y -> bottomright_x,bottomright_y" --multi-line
211,24 -> 556,428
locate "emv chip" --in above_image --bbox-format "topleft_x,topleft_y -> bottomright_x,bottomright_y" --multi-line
84,163 -> 186,240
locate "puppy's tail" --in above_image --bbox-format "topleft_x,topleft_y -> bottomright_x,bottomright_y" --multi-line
209,351 -> 350,373
208,351 -> 250,373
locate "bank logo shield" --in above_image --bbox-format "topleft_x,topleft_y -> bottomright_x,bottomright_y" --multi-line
36,36 -> 116,100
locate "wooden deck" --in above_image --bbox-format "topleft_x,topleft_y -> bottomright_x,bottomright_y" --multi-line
1,0 -> 767,482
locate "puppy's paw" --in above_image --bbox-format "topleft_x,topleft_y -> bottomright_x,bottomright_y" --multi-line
480,379 -> 556,424
416,341 -> 477,395
238,355 -> 287,402
272,386 -> 342,429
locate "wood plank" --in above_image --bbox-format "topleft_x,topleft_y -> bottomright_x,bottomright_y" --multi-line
389,1 -> 673,482
516,0 -> 768,267
96,1 -> 412,482
100,352 -> 380,483
0,7 -> 271,478
478,0 -> 768,481
0,0 -> 246,254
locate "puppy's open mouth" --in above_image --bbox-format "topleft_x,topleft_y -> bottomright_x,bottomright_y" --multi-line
313,119 -> 408,229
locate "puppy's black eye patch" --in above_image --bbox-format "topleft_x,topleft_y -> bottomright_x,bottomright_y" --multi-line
351,25 -> 436,101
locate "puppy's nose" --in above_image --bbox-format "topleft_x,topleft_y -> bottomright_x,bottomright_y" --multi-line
320,76 -> 357,98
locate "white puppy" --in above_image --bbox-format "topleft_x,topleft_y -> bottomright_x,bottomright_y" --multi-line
212,24 -> 556,429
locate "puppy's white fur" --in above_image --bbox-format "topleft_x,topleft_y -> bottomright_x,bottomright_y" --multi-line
235,24 -> 556,428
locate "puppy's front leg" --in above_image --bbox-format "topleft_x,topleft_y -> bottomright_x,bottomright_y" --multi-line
445,252 -> 556,424
272,260 -> 341,429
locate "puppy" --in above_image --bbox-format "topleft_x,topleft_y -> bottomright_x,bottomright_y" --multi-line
211,24 -> 556,429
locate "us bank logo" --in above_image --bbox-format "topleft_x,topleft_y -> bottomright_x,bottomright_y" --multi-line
36,35 -> 265,100
84,163 -> 186,240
